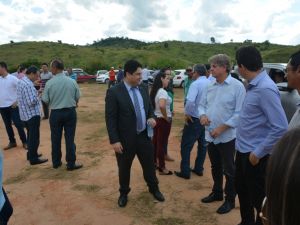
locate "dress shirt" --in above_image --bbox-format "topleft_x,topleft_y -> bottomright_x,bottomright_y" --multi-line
199,74 -> 246,144
42,72 -> 80,110
0,74 -> 18,108
142,68 -> 150,81
185,76 -> 210,118
17,76 -> 40,121
288,102 -> 300,129
40,71 -> 53,89
236,70 -> 288,158
208,74 -> 216,82
123,81 -> 146,131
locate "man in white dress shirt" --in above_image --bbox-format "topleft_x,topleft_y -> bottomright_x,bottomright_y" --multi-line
0,62 -> 27,150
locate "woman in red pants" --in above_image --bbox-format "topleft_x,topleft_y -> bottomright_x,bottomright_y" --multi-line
150,70 -> 173,175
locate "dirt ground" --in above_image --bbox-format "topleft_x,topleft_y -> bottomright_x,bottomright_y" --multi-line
0,83 -> 241,225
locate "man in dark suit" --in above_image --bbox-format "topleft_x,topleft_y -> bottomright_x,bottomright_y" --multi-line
105,59 -> 165,207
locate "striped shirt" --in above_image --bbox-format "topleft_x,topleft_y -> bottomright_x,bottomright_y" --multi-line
17,76 -> 40,121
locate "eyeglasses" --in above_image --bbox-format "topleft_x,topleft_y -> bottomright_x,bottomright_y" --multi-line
259,197 -> 268,225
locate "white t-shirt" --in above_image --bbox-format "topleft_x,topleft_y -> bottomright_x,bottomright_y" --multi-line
154,88 -> 172,118
142,68 -> 150,81
0,74 -> 19,107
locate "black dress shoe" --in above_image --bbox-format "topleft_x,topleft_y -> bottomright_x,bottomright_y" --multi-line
30,158 -> 48,165
191,169 -> 203,176
150,190 -> 165,202
53,162 -> 62,169
67,163 -> 83,171
118,194 -> 128,207
201,192 -> 223,203
27,153 -> 43,160
174,171 -> 190,179
3,143 -> 17,150
217,201 -> 235,214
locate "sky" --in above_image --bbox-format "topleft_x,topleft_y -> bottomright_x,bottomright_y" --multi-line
0,0 -> 299,46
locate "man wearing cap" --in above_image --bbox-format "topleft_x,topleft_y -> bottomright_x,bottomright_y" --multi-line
108,67 -> 116,88
175,64 -> 210,179
199,54 -> 246,214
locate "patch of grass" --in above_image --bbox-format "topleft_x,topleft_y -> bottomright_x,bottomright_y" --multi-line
131,192 -> 157,218
73,184 -> 101,193
79,151 -> 103,159
37,167 -> 80,180
153,217 -> 185,225
4,166 -> 36,185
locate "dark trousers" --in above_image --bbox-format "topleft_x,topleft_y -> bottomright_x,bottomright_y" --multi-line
49,108 -> 77,167
207,139 -> 236,202
24,116 -> 40,162
0,188 -> 13,225
235,151 -> 268,225
0,106 -> 27,144
152,118 -> 171,169
42,101 -> 49,118
163,119 -> 172,155
180,118 -> 206,176
108,80 -> 115,88
116,131 -> 159,195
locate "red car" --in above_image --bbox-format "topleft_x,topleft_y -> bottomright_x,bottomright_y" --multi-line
75,71 -> 96,83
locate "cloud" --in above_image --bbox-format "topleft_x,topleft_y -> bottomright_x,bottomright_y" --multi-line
31,7 -> 44,14
20,21 -> 62,38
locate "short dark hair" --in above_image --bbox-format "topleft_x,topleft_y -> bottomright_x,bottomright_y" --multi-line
41,63 -> 48,67
124,59 -> 142,77
235,46 -> 263,72
26,66 -> 39,75
193,64 -> 207,76
266,127 -> 300,225
205,64 -> 211,71
18,65 -> 26,73
50,59 -> 64,70
0,61 -> 8,70
289,50 -> 300,71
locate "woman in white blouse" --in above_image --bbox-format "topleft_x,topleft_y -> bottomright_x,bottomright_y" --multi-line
150,71 -> 173,175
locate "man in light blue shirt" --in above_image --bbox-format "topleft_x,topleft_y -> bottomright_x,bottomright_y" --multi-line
199,54 -> 246,215
235,46 -> 288,225
175,64 -> 210,179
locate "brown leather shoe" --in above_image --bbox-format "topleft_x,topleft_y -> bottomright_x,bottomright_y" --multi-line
3,143 -> 17,150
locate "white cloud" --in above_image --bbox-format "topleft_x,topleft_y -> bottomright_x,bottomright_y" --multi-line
0,0 -> 299,45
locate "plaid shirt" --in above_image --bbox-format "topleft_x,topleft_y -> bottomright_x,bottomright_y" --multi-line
17,76 -> 40,121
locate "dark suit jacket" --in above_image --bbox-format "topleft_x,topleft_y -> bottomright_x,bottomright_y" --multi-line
105,82 -> 154,149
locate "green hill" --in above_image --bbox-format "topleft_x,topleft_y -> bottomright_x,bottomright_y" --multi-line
0,38 -> 299,74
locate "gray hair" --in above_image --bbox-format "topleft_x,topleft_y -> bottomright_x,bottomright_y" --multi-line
193,64 -> 207,76
208,54 -> 231,73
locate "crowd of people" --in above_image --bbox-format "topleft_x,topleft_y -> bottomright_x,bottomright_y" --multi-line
0,59 -> 83,224
1,46 -> 300,224
105,46 -> 300,225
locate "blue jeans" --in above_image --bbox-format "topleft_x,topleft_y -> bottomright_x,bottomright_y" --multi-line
0,106 -> 27,144
180,118 -> 206,176
49,108 -> 77,167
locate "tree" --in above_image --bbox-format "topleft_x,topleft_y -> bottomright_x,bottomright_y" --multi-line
210,37 -> 216,44
164,42 -> 169,48
10,40 -> 14,44
57,40 -> 62,44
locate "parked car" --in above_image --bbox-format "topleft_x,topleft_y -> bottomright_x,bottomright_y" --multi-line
173,69 -> 188,88
96,70 -> 108,76
96,70 -> 119,84
75,71 -> 96,83
148,70 -> 159,85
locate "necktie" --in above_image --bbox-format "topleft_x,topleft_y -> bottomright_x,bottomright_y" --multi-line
131,87 -> 143,131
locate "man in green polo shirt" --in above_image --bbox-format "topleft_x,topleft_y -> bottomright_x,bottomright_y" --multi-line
42,59 -> 82,170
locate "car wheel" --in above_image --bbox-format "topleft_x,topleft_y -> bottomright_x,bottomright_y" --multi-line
180,80 -> 184,88
105,79 -> 109,84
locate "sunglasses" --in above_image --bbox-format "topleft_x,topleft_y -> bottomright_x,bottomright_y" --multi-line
259,197 -> 268,225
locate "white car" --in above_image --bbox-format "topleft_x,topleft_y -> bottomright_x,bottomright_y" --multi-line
96,70 -> 118,84
173,69 -> 188,88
